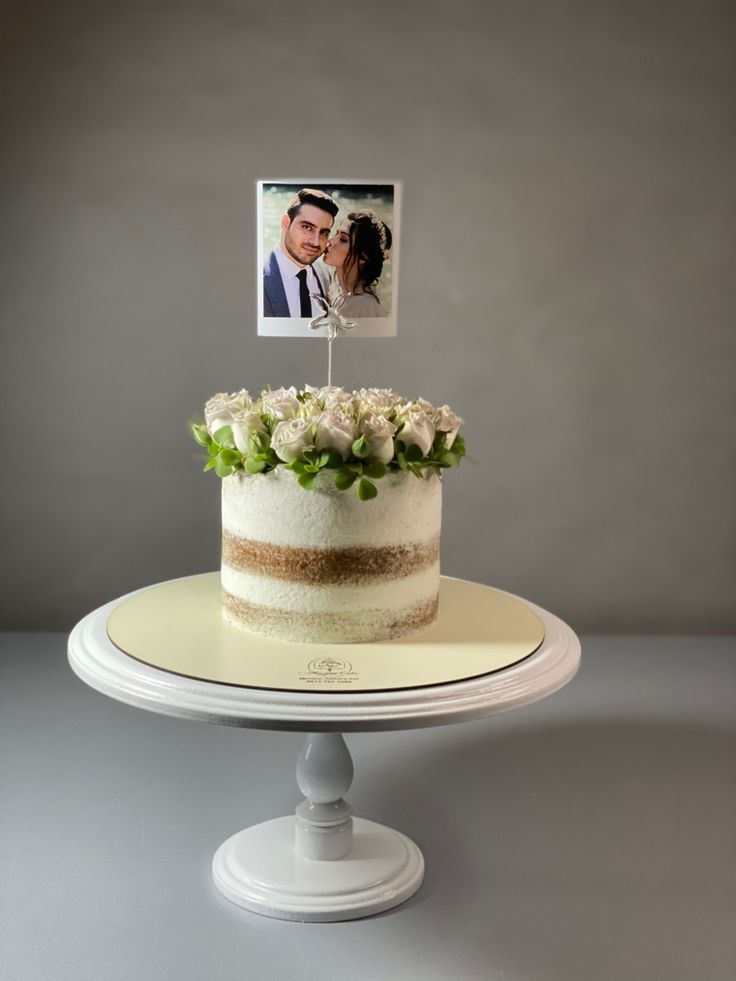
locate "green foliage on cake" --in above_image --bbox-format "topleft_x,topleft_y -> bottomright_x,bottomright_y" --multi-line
192,386 -> 465,499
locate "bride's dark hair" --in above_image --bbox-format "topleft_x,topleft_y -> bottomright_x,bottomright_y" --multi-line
343,211 -> 392,296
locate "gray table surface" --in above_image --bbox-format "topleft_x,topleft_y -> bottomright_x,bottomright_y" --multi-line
1,632 -> 734,981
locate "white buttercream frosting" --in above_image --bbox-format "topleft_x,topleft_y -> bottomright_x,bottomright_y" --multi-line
222,468 -> 441,548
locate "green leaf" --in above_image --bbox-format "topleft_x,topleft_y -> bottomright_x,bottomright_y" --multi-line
408,463 -> 424,478
397,451 -> 407,470
298,471 -> 318,491
324,451 -> 344,470
432,431 -> 447,453
213,424 -> 233,446
192,424 -> 211,447
219,448 -> 240,466
203,459 -> 216,471
214,456 -> 234,477
344,462 -> 364,475
363,459 -> 386,479
245,457 -> 266,474
334,471 -> 357,491
304,463 -> 320,473
357,477 -> 378,501
352,435 -> 369,459
249,431 -> 269,455
442,451 -> 459,468
405,443 -> 424,463
289,459 -> 306,475
318,450 -> 331,467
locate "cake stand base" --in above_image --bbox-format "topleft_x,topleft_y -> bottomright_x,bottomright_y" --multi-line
212,816 -> 424,922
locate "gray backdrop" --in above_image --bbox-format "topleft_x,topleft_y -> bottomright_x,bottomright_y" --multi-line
1,0 -> 734,632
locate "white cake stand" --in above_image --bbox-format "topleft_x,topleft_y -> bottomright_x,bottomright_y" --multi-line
68,576 -> 580,922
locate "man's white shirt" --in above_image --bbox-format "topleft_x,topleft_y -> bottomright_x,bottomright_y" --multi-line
274,245 -> 324,318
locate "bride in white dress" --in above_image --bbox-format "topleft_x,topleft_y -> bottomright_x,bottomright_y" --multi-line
321,211 -> 392,318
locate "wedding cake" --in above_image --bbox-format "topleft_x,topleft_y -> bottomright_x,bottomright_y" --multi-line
192,385 -> 465,644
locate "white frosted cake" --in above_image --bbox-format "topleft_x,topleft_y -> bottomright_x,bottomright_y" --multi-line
221,467 -> 441,643
192,385 -> 465,644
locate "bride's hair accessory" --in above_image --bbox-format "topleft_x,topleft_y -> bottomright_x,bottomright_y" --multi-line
369,214 -> 390,261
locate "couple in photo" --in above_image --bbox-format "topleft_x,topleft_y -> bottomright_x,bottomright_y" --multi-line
263,188 -> 392,319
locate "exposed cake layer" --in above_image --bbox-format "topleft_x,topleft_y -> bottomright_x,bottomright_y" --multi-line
220,469 -> 442,644
221,562 -> 440,613
222,590 -> 439,644
222,531 -> 439,585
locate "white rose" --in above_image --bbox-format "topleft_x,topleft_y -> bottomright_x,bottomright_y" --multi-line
314,410 -> 357,461
433,405 -> 463,449
204,393 -> 230,434
360,387 -> 397,405
230,410 -> 267,454
354,388 -> 397,423
205,389 -> 252,435
314,385 -> 353,408
360,413 -> 397,464
260,386 -> 301,421
229,389 -> 253,411
395,397 -> 434,421
297,393 -> 322,419
271,418 -> 315,463
397,411 -> 435,457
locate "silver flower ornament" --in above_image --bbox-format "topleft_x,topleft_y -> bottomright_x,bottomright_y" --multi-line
309,291 -> 356,340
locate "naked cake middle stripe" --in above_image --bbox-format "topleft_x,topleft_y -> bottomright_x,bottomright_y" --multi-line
221,531 -> 440,585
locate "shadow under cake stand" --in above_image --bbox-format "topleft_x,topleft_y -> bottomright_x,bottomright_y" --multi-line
68,574 -> 580,922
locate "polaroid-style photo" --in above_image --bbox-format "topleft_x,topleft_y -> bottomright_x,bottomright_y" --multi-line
257,180 -> 399,337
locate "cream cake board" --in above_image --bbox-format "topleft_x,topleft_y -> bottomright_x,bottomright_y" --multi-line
106,574 -> 545,693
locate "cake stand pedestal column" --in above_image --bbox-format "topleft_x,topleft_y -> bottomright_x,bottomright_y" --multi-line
211,732 -> 424,922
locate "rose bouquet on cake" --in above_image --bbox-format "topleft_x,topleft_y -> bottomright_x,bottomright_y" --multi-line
192,385 -> 465,501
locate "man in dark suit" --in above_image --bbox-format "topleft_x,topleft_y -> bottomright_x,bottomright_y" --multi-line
263,188 -> 339,318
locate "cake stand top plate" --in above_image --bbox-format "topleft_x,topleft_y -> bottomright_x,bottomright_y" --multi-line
68,575 -> 580,732
106,573 -> 544,693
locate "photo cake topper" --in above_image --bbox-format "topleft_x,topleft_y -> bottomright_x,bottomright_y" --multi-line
257,180 -> 400,340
